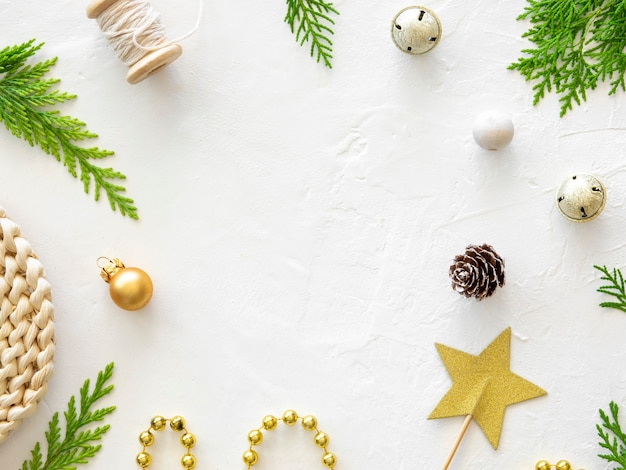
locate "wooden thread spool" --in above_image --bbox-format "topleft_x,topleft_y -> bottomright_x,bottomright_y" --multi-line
86,0 -> 182,84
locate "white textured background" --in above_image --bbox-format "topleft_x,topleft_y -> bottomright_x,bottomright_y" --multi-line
2,1 -> 626,469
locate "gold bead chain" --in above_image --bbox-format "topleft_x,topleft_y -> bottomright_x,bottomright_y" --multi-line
535,460 -> 583,470
242,410 -> 337,469
136,415 -> 197,469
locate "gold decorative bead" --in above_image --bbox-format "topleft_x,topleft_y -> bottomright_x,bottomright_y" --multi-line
262,415 -> 277,430
322,452 -> 337,468
302,415 -> 317,431
181,454 -> 196,469
136,452 -> 152,468
170,415 -> 186,432
248,429 -> 263,445
139,431 -> 154,446
556,460 -> 572,470
150,416 -> 167,431
181,432 -> 196,448
535,461 -> 551,470
283,410 -> 298,425
243,449 -> 258,466
314,431 -> 330,448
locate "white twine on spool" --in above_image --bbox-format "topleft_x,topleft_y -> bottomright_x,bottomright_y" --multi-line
86,0 -> 202,84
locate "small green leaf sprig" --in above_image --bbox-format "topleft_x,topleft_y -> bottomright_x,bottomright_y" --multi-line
285,0 -> 339,68
594,265 -> 626,313
509,0 -> 626,117
598,401 -> 626,469
20,362 -> 116,470
0,40 -> 138,219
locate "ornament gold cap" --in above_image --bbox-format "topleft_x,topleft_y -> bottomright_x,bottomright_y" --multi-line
97,257 -> 125,283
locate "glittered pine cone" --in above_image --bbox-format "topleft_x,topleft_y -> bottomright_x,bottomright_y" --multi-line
449,244 -> 505,300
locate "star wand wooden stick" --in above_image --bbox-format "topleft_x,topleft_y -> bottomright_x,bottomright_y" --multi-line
428,328 -> 547,469
441,414 -> 472,470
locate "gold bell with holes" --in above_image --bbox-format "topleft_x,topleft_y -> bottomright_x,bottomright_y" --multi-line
556,173 -> 606,222
391,6 -> 442,54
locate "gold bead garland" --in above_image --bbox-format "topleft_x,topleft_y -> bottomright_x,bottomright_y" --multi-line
535,460 -> 581,470
136,415 -> 196,469
243,410 -> 337,469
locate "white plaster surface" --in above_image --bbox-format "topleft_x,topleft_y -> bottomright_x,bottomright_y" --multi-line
1,1 -> 626,469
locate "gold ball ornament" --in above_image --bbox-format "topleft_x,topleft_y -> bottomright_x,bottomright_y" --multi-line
248,429 -> 263,445
556,460 -> 572,470
181,454 -> 196,469
136,452 -> 152,468
181,432 -> 196,448
535,461 -> 551,470
322,452 -> 337,468
98,257 -> 153,310
139,431 -> 154,446
302,415 -> 318,431
262,415 -> 278,430
243,449 -> 258,466
314,431 -> 330,448
283,409 -> 298,425
150,415 -> 167,431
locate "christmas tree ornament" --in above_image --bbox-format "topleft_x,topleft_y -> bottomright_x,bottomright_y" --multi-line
136,415 -> 196,469
556,173 -> 606,222
86,0 -> 194,84
472,111 -> 514,150
0,206 -> 55,443
98,257 -> 153,310
449,244 -> 505,300
429,328 -> 546,469
243,410 -> 337,469
391,6 -> 442,54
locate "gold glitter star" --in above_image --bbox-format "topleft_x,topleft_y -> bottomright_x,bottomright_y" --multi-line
428,327 -> 546,449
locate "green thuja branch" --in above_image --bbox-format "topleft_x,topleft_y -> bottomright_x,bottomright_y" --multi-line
509,0 -> 626,117
594,265 -> 626,313
598,402 -> 626,468
20,362 -> 116,470
285,0 -> 339,68
0,40 -> 138,219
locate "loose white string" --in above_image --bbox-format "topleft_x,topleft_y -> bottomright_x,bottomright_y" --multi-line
95,0 -> 203,66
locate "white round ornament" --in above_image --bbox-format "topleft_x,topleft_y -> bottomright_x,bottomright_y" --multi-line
556,173 -> 606,222
472,111 -> 514,150
391,6 -> 442,54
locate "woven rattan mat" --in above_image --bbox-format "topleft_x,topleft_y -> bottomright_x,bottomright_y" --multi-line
0,207 -> 54,442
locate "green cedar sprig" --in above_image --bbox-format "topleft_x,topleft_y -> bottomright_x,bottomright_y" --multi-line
594,265 -> 626,313
285,0 -> 339,68
0,39 -> 138,219
598,401 -> 626,468
20,362 -> 116,470
509,0 -> 626,117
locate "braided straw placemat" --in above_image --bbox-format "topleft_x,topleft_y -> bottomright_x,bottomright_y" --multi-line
0,207 -> 54,443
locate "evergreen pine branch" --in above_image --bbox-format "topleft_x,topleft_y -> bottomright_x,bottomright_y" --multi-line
509,0 -> 626,117
285,0 -> 339,68
20,362 -> 116,470
0,39 -> 138,219
594,265 -> 626,313
597,402 -> 626,468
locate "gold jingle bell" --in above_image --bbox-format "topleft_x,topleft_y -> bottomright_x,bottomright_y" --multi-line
98,257 -> 153,310
556,173 -> 606,222
391,6 -> 442,54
